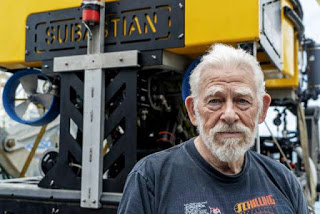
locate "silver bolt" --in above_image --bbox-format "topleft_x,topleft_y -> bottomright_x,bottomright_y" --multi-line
92,200 -> 96,204
25,50 -> 29,55
140,96 -> 146,102
44,65 -> 49,68
178,34 -> 184,39
55,209 -> 59,213
151,55 -> 157,59
51,208 -> 55,214
179,3 -> 183,8
142,114 -> 147,121
82,199 -> 86,203
119,57 -> 123,62
26,25 -> 30,30
50,180 -> 54,186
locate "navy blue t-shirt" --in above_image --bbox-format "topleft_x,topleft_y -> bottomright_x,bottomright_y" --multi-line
118,138 -> 309,214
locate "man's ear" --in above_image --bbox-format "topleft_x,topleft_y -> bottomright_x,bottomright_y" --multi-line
258,93 -> 272,124
185,96 -> 198,126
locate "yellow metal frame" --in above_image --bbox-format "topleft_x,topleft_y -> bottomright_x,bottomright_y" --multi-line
280,0 -> 295,78
0,0 -> 117,69
0,0 -> 261,69
265,33 -> 299,89
0,0 -> 83,69
0,0 -> 300,90
171,0 -> 260,58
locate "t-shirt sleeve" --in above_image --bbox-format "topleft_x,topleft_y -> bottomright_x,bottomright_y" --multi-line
294,181 -> 310,214
118,171 -> 155,214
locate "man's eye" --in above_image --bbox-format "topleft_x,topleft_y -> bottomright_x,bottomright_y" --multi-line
209,99 -> 222,104
236,98 -> 250,105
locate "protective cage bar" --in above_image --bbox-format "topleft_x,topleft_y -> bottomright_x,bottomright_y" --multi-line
0,49 -> 189,213
38,68 -> 138,193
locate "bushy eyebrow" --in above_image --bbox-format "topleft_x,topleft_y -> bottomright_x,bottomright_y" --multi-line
234,88 -> 253,99
204,86 -> 225,100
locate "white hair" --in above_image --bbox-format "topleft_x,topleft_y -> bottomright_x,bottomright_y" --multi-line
189,44 -> 265,111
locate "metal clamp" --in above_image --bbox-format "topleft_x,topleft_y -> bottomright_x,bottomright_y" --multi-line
283,6 -> 304,40
53,50 -> 140,72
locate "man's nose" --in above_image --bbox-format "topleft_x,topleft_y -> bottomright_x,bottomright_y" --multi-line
220,100 -> 239,124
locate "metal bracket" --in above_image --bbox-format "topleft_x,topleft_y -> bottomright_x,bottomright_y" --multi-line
0,179 -> 122,203
53,51 -> 139,72
143,50 -> 190,73
260,0 -> 282,72
79,1 -> 106,209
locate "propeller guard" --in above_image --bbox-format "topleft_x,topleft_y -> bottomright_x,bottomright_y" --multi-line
2,69 -> 60,126
181,57 -> 201,102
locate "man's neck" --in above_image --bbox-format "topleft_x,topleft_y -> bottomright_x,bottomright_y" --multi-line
194,136 -> 245,175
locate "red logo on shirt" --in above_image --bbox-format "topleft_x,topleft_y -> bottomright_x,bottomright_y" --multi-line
210,207 -> 222,214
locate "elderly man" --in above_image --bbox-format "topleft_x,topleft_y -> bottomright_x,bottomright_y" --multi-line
118,44 -> 309,213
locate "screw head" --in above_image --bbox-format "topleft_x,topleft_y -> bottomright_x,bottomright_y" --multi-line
26,25 -> 30,30
179,3 -> 183,8
43,65 -> 49,68
6,139 -> 15,148
25,50 -> 29,55
178,34 -> 184,39
151,55 -> 157,59
50,180 -> 54,186
92,200 -> 96,204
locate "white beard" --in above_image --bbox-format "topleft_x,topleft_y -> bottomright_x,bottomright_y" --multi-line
195,110 -> 258,163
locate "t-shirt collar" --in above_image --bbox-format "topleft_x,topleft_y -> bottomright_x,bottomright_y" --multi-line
184,138 -> 251,183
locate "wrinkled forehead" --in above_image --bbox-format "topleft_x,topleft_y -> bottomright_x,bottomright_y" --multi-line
198,66 -> 257,95
199,64 -> 256,80
203,86 -> 254,98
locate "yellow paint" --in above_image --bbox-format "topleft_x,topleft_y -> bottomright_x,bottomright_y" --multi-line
111,18 -> 120,37
0,0 -> 115,69
75,24 -> 82,42
0,0 -> 299,83
154,13 -> 157,24
128,22 -> 136,35
280,0 -> 295,77
123,17 -> 127,36
84,28 -> 88,40
133,16 -> 142,34
58,25 -> 69,44
266,34 -> 299,89
170,0 -> 260,56
145,14 -> 156,33
265,0 -> 299,89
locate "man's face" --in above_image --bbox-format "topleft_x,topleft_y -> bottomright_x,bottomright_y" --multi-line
187,66 -> 268,162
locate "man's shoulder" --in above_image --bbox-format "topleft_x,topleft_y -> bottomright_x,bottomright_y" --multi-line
248,150 -> 299,186
248,150 -> 289,169
130,140 -> 190,178
248,150 -> 290,173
